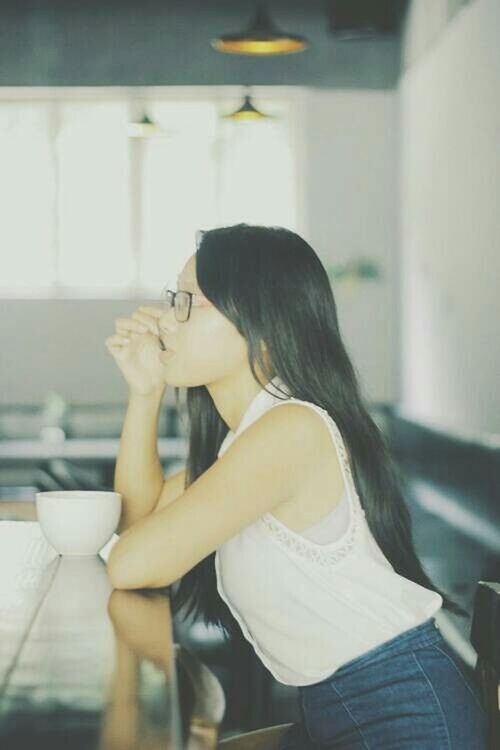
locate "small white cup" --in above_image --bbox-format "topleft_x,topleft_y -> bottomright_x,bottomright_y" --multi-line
35,491 -> 122,556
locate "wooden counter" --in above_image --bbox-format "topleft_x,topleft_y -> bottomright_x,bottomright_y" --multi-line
0,519 -> 184,748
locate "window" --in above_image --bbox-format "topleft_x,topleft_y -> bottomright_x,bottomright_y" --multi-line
0,90 -> 300,297
57,101 -> 133,289
217,113 -> 296,228
139,100 -> 218,287
0,103 -> 55,289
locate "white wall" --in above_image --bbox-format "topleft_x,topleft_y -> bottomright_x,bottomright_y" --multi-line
398,0 -> 500,435
1,88 -> 398,407
299,90 -> 398,404
0,300 -> 148,406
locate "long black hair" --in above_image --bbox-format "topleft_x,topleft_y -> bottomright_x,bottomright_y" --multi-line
170,223 -> 467,639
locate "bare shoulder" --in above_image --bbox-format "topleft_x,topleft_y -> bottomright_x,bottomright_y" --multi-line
235,400 -> 330,457
261,400 -> 341,463
262,402 -> 347,529
228,400 -> 340,488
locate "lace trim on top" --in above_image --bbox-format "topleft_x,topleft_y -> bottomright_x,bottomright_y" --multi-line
258,398 -> 366,567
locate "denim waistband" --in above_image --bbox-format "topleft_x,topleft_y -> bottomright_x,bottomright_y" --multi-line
301,617 -> 444,690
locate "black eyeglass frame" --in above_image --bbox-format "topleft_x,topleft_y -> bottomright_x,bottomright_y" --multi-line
161,286 -> 212,323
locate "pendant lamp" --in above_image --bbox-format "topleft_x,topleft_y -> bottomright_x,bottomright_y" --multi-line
212,3 -> 308,56
127,112 -> 172,139
222,88 -> 273,121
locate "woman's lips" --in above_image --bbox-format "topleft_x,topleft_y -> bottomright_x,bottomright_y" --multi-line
159,337 -> 175,352
159,348 -> 175,360
158,338 -> 175,359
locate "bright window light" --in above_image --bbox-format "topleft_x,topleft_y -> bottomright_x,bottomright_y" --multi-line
0,92 -> 299,297
57,101 -> 133,288
140,101 -> 218,287
217,105 -> 297,230
0,103 -> 55,289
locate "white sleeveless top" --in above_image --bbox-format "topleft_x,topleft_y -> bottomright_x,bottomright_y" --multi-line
214,376 -> 443,686
300,488 -> 349,544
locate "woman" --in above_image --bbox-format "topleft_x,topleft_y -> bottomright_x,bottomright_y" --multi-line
105,224 -> 487,749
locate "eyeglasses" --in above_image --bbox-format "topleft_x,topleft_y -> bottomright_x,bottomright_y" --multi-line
160,281 -> 213,323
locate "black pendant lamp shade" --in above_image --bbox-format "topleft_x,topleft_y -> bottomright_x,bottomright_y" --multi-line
223,93 -> 266,121
212,3 -> 309,56
129,113 -> 157,137
222,86 -> 275,121
128,112 -> 172,138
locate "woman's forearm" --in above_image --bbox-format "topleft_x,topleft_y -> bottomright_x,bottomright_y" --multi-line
114,386 -> 166,534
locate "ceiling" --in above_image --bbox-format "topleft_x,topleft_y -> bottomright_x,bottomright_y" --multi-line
0,0 -> 409,89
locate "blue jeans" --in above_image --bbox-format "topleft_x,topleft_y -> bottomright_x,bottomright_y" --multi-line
279,617 -> 488,749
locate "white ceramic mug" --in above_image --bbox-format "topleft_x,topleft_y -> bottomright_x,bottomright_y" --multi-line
35,490 -> 122,556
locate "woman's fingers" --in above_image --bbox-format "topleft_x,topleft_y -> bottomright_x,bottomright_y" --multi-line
137,305 -> 164,319
131,311 -> 160,335
112,305 -> 163,338
105,334 -> 130,349
114,317 -> 149,337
